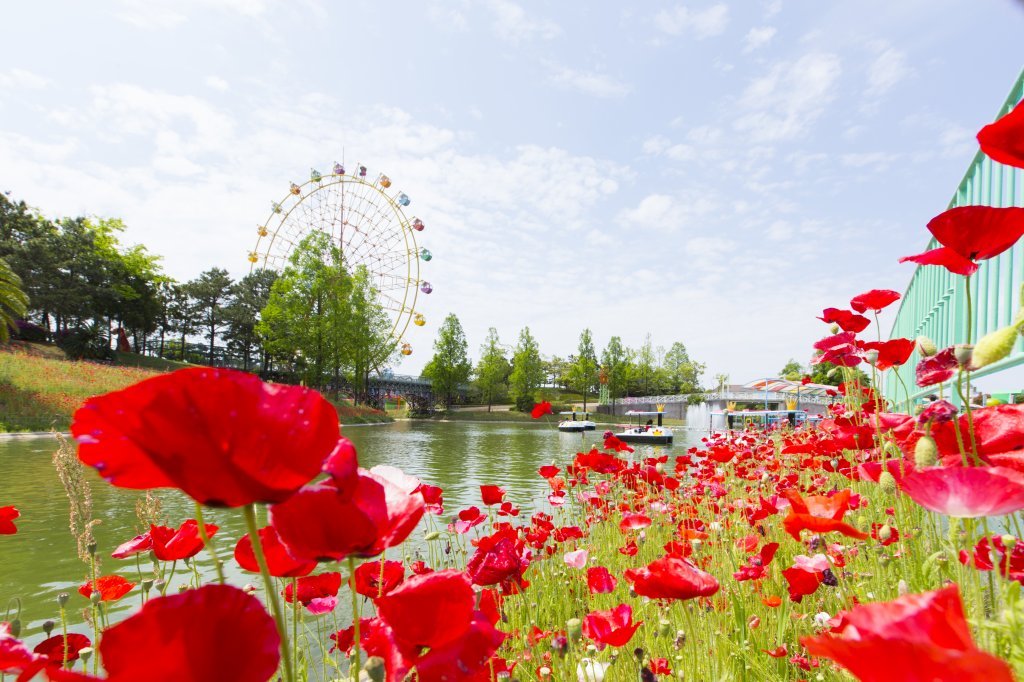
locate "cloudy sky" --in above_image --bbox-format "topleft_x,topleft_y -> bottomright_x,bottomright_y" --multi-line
2,1 -> 1023,382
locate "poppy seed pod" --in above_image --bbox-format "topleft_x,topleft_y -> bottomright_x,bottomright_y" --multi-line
79,647 -> 94,664
916,336 -> 938,357
57,593 -> 69,608
42,619 -> 55,636
915,435 -> 938,467
878,472 -> 897,495
364,656 -> 385,682
8,618 -> 20,638
971,323 -> 1024,370
953,344 -> 974,367
566,617 -> 582,641
877,524 -> 893,542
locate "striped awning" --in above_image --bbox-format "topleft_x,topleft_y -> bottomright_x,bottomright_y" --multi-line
743,378 -> 837,397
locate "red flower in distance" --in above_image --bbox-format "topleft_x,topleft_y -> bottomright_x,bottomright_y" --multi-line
234,525 -> 316,578
79,575 -> 135,602
110,532 -> 152,559
603,433 -> 634,453
538,465 -> 560,479
34,634 -> 91,663
978,99 -> 1024,169
900,466 -> 1024,518
0,506 -> 18,535
860,338 -> 916,370
530,401 -> 553,418
782,564 -> 825,603
813,332 -> 862,367
619,513 -> 652,533
850,289 -> 901,313
466,526 -> 530,591
624,555 -> 719,601
900,206 -> 1024,276
801,585 -> 1013,682
582,604 -> 642,649
354,560 -> 406,598
817,308 -> 870,333
271,465 -> 425,562
916,347 -> 959,387
450,505 -> 486,534
587,566 -> 618,594
480,485 -> 506,506
283,572 -> 342,614
72,368 -> 340,507
416,484 -> 444,515
781,489 -> 868,541
150,520 -> 218,561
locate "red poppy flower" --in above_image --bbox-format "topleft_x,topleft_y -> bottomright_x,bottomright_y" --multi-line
85,584 -> 278,682
34,633 -> 91,664
915,347 -> 959,387
849,289 -> 901,314
732,542 -> 780,582
480,485 -> 506,506
818,308 -> 870,333
587,566 -> 617,594
354,560 -> 405,598
530,401 -> 553,418
271,466 -> 425,562
72,368 -> 340,507
582,604 -> 642,649
900,206 -> 1024,276
801,585 -> 1013,682
618,540 -> 639,556
1,622 -> 46,679
978,99 -> 1024,169
813,332 -> 862,367
781,489 -> 868,541
623,555 -> 719,600
387,613 -> 506,682
603,434 -> 634,453
782,565 -> 825,603
538,465 -> 560,479
649,658 -> 672,675
900,466 -> 1024,517
859,338 -> 916,371
416,484 -> 444,515
450,505 -> 486,534
283,572 -> 341,614
150,520 -> 218,562
322,436 -> 358,496
234,525 -> 316,578
552,526 -> 584,542
79,575 -> 135,602
619,513 -> 651,533
466,527 -> 530,591
0,506 -> 18,535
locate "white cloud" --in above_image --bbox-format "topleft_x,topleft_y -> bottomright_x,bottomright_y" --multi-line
0,68 -> 49,90
205,76 -> 229,91
485,0 -> 560,44
654,4 -> 729,39
742,26 -> 776,53
866,47 -> 913,97
549,65 -> 629,99
734,52 -> 842,142
617,192 -> 717,233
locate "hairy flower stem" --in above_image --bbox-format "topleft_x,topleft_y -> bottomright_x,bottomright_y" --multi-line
194,503 -> 225,585
243,504 -> 294,682
348,556 -> 361,679
291,577 -> 299,679
963,275 -> 980,455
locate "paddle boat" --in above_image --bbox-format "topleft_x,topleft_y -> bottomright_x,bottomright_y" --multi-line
558,410 -> 596,432
615,410 -> 673,445
709,409 -> 822,432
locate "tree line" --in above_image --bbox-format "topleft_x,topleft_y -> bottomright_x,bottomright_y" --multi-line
0,193 -> 394,400
422,313 -> 707,410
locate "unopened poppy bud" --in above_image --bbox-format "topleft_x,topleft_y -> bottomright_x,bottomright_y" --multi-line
634,646 -> 645,661
877,524 -> 893,542
87,541 -> 97,557
657,619 -> 672,636
953,344 -> 974,367
424,531 -> 440,541
42,619 -> 55,636
243,583 -> 257,594
538,666 -> 552,678
363,656 -> 385,682
1002,535 -> 1017,549
177,584 -> 188,593
971,323 -> 1023,369
154,579 -> 166,592
747,615 -> 761,630
79,647 -> 93,664
90,591 -> 102,605
898,579 -> 909,596
141,579 -> 154,593
830,324 -> 840,335
864,350 -> 879,367
916,336 -> 937,357
915,435 -> 938,467
878,471 -> 897,495
655,462 -> 665,474
566,617 -> 582,641
57,593 -> 69,608
9,618 -> 20,638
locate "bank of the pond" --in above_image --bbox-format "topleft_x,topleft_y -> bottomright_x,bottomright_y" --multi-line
0,344 -> 391,430
417,408 -> 684,426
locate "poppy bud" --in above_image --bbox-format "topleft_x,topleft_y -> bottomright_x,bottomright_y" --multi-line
634,647 -> 645,661
90,591 -> 102,605
57,593 -> 69,608
953,344 -> 974,367
877,524 -> 893,542
9,618 -> 20,638
657,619 -> 672,636
79,647 -> 93,664
830,324 -> 840,334
864,350 -> 879,367
674,630 -> 686,648
141,579 -> 154,593
916,336 -> 937,357
364,657 -> 385,682
566,617 -> 582,641
971,323 -> 1023,369
747,615 -> 761,630
878,471 -> 897,495
915,435 -> 938,467
43,619 -> 54,636
1002,534 -> 1017,549
424,531 -> 440,541
243,583 -> 257,595
87,541 -> 97,556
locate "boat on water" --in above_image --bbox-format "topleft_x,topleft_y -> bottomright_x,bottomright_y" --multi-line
615,410 -> 673,445
558,410 -> 596,432
709,409 -> 823,432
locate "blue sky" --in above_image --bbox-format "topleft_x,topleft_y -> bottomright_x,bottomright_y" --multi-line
2,1 -> 1023,383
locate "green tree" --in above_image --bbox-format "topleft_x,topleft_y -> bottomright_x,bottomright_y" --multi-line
566,328 -> 599,410
187,268 -> 234,365
509,327 -> 544,411
600,336 -> 629,406
224,270 -> 277,371
0,256 -> 28,343
809,359 -> 870,387
342,265 -> 397,403
779,358 -> 804,381
165,283 -> 198,362
474,327 -> 510,411
422,313 -> 472,409
633,333 -> 658,396
713,373 -> 730,392
663,341 -> 705,394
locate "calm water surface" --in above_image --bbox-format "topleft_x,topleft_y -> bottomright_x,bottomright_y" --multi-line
0,421 -> 704,647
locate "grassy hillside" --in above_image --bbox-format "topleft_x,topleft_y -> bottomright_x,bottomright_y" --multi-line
0,343 -> 390,432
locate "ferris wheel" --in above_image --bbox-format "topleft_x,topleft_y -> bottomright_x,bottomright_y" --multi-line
248,162 -> 431,358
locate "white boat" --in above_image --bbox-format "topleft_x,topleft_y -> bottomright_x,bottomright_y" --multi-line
557,410 -> 596,432
615,410 -> 673,445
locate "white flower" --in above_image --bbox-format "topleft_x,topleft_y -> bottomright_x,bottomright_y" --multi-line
577,658 -> 610,682
813,611 -> 831,628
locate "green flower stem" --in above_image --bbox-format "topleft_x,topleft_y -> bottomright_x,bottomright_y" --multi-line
243,504 -> 294,682
291,577 -> 299,680
195,502 -> 225,585
348,556 -> 361,679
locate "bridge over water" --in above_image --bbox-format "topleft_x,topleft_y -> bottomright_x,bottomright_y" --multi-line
887,70 -> 1024,404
